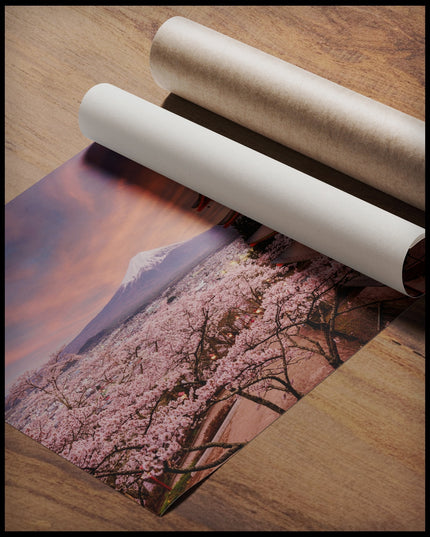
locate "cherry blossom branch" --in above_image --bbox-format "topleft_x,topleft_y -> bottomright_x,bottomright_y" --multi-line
164,441 -> 245,474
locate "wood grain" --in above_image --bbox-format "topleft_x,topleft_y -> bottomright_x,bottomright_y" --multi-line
5,5 -> 425,531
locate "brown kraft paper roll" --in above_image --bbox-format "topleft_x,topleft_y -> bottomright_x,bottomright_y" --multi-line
150,17 -> 425,210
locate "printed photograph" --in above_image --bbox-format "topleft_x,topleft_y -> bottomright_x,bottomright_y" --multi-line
5,144 -> 415,515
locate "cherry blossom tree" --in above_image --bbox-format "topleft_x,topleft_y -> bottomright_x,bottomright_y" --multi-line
5,230 -> 411,513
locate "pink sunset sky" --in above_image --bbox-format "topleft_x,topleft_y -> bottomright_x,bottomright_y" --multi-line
5,144 -> 229,392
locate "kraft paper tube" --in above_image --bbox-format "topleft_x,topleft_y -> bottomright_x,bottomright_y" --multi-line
150,17 -> 425,210
79,83 -> 424,296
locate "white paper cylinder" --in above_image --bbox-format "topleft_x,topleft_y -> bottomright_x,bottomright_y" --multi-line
79,83 -> 424,295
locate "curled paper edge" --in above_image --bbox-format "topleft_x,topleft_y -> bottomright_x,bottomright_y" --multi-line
79,83 -> 425,297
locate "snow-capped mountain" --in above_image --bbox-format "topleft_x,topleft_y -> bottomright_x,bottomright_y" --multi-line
62,225 -> 239,355
120,242 -> 183,287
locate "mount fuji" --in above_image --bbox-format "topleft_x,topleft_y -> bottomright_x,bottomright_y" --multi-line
63,225 -> 239,355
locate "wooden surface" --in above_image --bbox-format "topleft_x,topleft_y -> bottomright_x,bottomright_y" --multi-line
4,6 -> 425,531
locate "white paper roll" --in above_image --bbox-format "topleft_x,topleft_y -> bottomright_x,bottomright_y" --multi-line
79,83 -> 424,295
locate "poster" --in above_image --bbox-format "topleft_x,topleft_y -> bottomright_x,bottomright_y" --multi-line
5,143 -> 417,515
